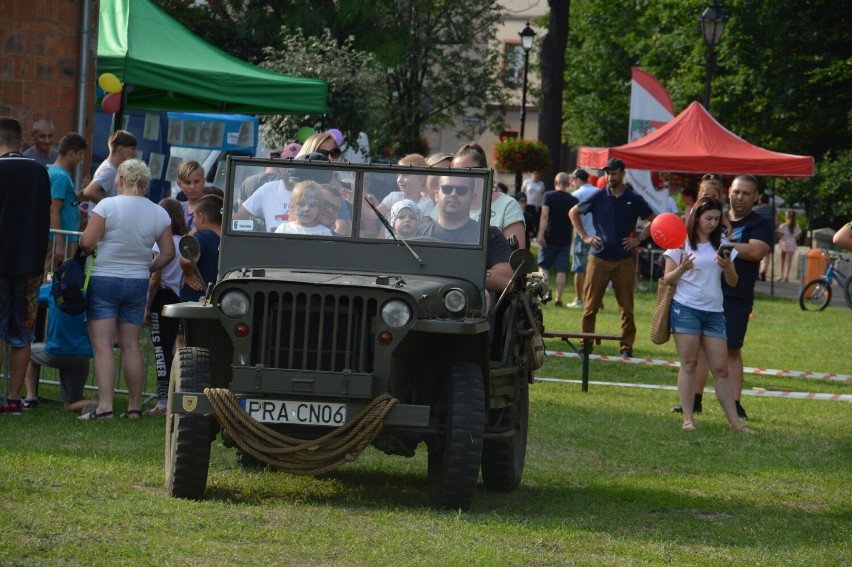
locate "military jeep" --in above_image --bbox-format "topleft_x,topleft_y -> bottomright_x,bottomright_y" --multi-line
163,156 -> 546,510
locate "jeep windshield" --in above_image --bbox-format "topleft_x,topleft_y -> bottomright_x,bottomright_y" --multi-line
222,157 -> 494,289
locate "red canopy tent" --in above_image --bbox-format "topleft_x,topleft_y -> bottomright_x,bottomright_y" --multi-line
577,101 -> 814,178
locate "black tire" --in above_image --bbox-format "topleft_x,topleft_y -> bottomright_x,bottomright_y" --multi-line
844,274 -> 852,310
480,379 -> 529,492
165,347 -> 215,499
427,362 -> 485,511
799,278 -> 831,311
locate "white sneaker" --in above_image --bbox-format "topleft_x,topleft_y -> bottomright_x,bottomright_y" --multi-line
566,299 -> 584,308
636,282 -> 648,292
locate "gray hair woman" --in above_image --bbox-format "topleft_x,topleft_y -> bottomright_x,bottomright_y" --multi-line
77,159 -> 176,420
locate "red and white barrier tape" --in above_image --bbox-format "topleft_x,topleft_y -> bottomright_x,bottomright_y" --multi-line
545,350 -> 852,382
536,377 -> 852,402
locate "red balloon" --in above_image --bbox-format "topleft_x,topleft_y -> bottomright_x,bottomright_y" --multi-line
650,212 -> 687,249
587,175 -> 599,186
102,92 -> 122,114
596,176 -> 607,189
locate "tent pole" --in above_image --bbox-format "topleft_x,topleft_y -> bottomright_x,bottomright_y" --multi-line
113,85 -> 127,133
769,179 -> 775,297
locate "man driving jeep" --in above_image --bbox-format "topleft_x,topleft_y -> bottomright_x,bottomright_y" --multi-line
417,174 -> 512,292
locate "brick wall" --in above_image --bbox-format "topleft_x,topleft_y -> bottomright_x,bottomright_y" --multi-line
0,0 -> 98,156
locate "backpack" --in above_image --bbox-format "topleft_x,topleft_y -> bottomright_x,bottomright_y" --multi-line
51,248 -> 94,315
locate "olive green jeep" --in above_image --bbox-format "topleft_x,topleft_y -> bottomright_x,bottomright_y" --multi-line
163,156 -> 546,510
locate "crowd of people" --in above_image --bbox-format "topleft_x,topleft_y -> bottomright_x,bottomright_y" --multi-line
2,115 -> 849,435
0,117 -> 219,418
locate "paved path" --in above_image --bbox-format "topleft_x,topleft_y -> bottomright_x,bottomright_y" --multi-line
755,278 -> 848,308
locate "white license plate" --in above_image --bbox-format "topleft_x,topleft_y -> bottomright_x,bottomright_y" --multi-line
238,398 -> 347,426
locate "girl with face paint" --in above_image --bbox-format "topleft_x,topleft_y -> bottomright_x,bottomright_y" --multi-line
274,181 -> 333,236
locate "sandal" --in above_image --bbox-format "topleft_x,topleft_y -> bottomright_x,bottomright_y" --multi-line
731,424 -> 757,435
120,410 -> 143,420
682,421 -> 696,432
78,409 -> 114,420
145,405 -> 168,416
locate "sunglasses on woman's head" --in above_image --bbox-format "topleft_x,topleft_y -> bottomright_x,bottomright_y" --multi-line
317,147 -> 342,159
440,184 -> 470,196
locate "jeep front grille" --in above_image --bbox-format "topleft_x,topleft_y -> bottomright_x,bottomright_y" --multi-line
250,291 -> 377,373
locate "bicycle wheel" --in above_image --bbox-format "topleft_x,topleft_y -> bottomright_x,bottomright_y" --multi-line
844,275 -> 852,310
799,278 -> 831,311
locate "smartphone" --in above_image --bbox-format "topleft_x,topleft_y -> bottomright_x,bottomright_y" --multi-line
717,244 -> 734,258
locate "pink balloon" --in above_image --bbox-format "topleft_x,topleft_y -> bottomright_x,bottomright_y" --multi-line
650,213 -> 687,249
326,128 -> 343,146
102,92 -> 122,114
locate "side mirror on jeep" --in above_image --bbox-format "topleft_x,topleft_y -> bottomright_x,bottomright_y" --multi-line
178,235 -> 206,291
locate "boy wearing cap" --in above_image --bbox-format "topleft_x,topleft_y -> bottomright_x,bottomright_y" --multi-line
568,158 -> 656,359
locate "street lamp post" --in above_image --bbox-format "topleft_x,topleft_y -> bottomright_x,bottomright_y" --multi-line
516,21 -> 536,193
699,1 -> 729,111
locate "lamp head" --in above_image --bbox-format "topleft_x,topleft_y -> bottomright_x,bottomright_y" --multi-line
699,1 -> 729,48
519,22 -> 536,52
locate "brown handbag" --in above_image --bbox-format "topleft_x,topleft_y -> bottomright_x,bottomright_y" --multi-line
650,279 -> 676,345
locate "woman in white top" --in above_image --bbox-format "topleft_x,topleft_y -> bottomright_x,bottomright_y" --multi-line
663,197 -> 754,434
78,159 -> 175,419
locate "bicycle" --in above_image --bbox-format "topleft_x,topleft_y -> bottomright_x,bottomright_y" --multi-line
798,250 -> 852,311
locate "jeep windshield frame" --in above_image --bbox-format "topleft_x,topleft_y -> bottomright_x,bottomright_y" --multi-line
222,156 -> 494,291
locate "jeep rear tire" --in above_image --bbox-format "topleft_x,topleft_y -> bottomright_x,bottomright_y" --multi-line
427,361 -> 485,510
481,378 -> 528,492
165,347 -> 215,499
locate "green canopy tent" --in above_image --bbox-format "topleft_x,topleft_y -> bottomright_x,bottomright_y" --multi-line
97,0 -> 327,115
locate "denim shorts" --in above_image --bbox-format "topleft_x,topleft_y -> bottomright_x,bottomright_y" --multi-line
0,273 -> 41,347
538,245 -> 571,273
87,276 -> 149,324
571,235 -> 591,273
669,300 -> 727,340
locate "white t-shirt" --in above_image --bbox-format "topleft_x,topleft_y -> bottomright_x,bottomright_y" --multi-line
92,159 -> 118,199
274,222 -> 333,236
153,235 -> 183,296
91,195 -> 171,279
472,193 -> 525,231
666,196 -> 680,215
571,183 -> 598,237
382,192 -> 433,217
241,179 -> 292,232
664,240 -> 738,312
522,179 -> 545,209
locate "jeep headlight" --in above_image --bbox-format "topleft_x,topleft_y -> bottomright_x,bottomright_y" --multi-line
381,299 -> 411,328
443,289 -> 467,314
220,289 -> 250,318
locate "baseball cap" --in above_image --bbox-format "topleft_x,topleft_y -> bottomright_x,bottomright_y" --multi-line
270,142 -> 301,159
603,158 -> 625,171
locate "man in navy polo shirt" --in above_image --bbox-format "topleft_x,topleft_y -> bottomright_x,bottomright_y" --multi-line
569,158 -> 656,358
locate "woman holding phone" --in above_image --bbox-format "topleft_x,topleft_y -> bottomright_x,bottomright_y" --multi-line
663,196 -> 754,434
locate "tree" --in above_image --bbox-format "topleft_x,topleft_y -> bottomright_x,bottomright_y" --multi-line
561,0 -> 851,228
259,28 -> 384,151
155,0 -> 510,158
537,1 -> 570,183
366,0 -> 509,155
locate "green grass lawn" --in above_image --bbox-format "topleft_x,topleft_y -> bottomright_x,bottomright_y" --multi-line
1,286 -> 849,565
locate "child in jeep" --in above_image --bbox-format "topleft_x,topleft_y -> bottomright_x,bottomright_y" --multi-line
389,199 -> 421,239
275,181 -> 333,236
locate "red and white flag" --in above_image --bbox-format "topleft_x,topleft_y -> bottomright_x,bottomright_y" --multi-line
626,67 -> 676,213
